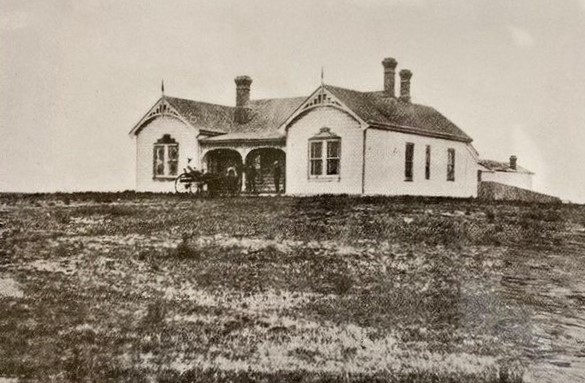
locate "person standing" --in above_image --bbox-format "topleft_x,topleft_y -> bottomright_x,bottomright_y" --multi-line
272,160 -> 282,194
246,164 -> 257,193
225,163 -> 239,196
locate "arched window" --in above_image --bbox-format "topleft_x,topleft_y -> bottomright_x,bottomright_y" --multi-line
308,127 -> 341,178
153,134 -> 179,178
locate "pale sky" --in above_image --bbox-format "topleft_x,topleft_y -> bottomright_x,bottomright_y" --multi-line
1,0 -> 584,202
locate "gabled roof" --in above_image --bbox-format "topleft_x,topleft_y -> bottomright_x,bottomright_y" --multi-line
134,84 -> 472,144
324,85 -> 473,143
165,97 -> 234,134
132,95 -> 305,140
200,96 -> 305,142
479,159 -> 534,174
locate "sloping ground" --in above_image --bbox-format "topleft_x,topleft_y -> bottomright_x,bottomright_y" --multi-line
478,181 -> 561,204
0,194 -> 584,382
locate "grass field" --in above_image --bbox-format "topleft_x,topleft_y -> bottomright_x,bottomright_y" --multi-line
0,193 -> 584,382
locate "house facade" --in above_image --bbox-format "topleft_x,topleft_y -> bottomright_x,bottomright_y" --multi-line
129,57 -> 532,197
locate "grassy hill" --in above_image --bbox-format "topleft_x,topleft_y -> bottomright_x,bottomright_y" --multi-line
0,193 -> 584,382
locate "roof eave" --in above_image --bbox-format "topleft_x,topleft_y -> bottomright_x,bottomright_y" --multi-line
128,97 -> 165,137
199,129 -> 227,136
492,169 -> 535,175
200,137 -> 286,145
367,121 -> 473,143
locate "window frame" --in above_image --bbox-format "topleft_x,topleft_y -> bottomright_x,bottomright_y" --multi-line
153,135 -> 179,180
425,145 -> 431,180
308,128 -> 341,180
404,142 -> 414,182
309,141 -> 324,177
326,139 -> 341,176
166,143 -> 179,177
447,148 -> 455,182
153,144 -> 166,177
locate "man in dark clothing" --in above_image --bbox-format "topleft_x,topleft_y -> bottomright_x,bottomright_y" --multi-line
272,160 -> 282,194
225,163 -> 239,196
246,164 -> 257,193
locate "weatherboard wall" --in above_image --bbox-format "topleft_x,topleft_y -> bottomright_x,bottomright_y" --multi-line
364,129 -> 478,197
135,116 -> 199,192
285,107 -> 363,195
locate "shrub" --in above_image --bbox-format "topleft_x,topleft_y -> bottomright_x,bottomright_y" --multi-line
105,205 -> 136,217
332,273 -> 354,295
174,233 -> 201,259
520,207 -> 562,223
158,369 -> 181,383
143,299 -> 167,328
485,208 -> 496,223
499,365 -> 524,383
54,243 -> 70,258
93,194 -> 114,204
53,210 -> 71,225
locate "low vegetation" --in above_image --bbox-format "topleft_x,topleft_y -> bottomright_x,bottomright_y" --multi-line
0,193 -> 584,382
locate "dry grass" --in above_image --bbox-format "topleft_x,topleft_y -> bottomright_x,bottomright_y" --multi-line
0,193 -> 584,382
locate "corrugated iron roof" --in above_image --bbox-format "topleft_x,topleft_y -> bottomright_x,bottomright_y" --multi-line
238,97 -> 306,134
164,84 -> 472,144
165,97 -> 234,134
166,96 -> 305,140
325,85 -> 473,143
479,159 -> 534,174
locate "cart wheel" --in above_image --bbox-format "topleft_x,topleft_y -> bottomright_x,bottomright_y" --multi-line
175,173 -> 194,194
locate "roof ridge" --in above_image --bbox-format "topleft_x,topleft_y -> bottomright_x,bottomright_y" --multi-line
332,87 -> 441,110
165,95 -> 234,109
324,84 -> 369,94
479,159 -> 533,174
251,95 -> 307,102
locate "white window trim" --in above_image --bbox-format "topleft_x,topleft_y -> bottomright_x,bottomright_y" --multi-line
308,139 -> 341,180
153,142 -> 179,180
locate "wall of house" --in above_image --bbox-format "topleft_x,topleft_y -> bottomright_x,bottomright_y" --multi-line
285,107 -> 363,195
135,116 -> 199,192
481,171 -> 533,190
364,128 -> 478,197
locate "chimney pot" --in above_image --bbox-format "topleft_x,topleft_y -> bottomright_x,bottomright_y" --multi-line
234,75 -> 252,124
510,155 -> 517,170
382,57 -> 398,97
399,69 -> 412,103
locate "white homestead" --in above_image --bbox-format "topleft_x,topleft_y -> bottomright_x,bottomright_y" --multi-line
129,57 -> 537,198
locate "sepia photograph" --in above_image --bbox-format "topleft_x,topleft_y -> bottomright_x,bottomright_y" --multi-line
1,0 -> 585,382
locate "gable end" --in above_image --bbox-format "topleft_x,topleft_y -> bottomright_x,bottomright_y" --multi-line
280,86 -> 366,132
129,97 -> 193,137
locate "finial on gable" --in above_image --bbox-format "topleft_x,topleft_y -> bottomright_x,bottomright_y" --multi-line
161,79 -> 165,97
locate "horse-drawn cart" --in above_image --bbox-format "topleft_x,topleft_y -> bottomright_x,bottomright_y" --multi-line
174,169 -> 240,196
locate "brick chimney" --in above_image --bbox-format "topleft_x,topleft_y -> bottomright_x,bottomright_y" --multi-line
510,155 -> 517,170
382,57 -> 398,97
234,75 -> 252,124
399,69 -> 412,103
